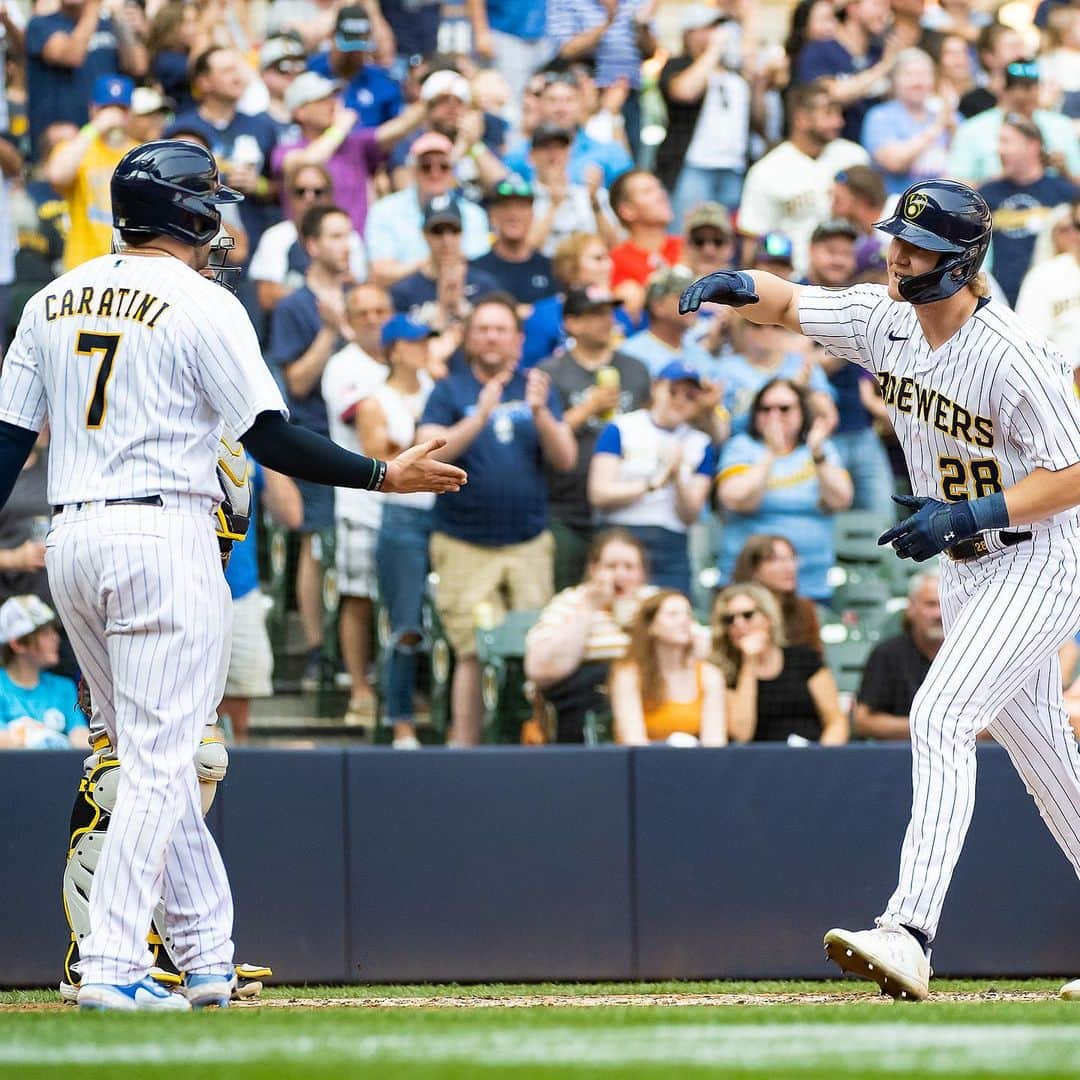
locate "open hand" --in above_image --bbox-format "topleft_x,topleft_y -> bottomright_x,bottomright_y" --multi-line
384,439 -> 467,494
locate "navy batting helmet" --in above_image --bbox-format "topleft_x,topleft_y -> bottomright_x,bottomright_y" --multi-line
874,179 -> 992,305
112,140 -> 242,247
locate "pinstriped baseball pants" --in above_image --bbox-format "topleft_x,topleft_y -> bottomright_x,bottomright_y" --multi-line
46,498 -> 234,984
881,530 -> 1080,939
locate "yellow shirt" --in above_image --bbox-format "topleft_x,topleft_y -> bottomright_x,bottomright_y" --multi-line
54,135 -> 135,272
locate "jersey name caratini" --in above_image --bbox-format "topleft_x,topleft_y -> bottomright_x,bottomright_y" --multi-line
798,284 -> 1080,531
0,253 -> 287,506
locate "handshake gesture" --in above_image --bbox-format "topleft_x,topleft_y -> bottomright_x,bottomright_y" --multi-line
679,271 -> 760,314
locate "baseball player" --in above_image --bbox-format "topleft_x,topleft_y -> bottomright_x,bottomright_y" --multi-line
0,140 -> 465,1012
681,178 -> 1080,1002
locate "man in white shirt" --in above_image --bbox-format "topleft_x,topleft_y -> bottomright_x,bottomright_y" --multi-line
321,282 -> 393,723
737,80 -> 869,276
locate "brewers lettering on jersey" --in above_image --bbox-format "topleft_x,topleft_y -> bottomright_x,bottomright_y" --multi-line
681,178 -> 1080,1004
0,141 -> 464,1013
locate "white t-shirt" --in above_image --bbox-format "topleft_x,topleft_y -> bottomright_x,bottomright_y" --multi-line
0,254 -> 287,503
321,342 -> 387,527
248,219 -> 367,289
738,138 -> 870,274
1015,254 -> 1080,372
531,181 -> 616,258
372,375 -> 435,511
685,71 -> 750,172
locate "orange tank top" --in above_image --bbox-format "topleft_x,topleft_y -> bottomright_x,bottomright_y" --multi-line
643,662 -> 705,742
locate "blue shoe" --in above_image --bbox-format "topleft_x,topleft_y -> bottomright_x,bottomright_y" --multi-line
184,971 -> 236,1008
78,977 -> 191,1011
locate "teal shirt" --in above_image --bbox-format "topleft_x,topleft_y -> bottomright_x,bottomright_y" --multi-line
0,669 -> 83,747
947,108 -> 1080,184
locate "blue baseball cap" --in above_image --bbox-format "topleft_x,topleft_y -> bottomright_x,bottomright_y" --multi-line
382,314 -> 434,348
91,74 -> 134,108
655,360 -> 703,385
755,231 -> 794,266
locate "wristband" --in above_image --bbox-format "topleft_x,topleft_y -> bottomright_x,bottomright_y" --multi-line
812,451 -> 826,465
255,177 -> 270,197
367,458 -> 388,492
80,123 -> 96,139
468,143 -> 484,160
966,490 -> 1009,534
323,124 -> 349,147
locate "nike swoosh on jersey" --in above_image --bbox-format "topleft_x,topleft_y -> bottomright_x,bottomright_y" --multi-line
888,331 -> 909,341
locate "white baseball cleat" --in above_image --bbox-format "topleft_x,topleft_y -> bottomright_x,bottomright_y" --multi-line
1061,978 -> 1080,1000
824,925 -> 931,1001
78,977 -> 192,1011
183,971 -> 237,1008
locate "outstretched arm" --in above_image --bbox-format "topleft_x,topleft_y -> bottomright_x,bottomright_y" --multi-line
679,269 -> 806,334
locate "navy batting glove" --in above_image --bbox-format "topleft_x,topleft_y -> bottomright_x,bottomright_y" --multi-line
877,493 -> 995,562
679,270 -> 759,314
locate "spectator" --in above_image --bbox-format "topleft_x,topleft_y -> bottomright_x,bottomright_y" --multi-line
784,0 -> 840,76
957,22 -> 1027,119
712,583 -> 848,744
269,0 -> 395,60
829,164 -> 888,276
468,0 -> 552,130
170,46 -> 281,252
365,131 -> 491,287
980,116 -> 1079,307
948,59 -> 1080,186
732,534 -> 823,654
503,69 -> 633,187
610,589 -> 727,746
854,570 -> 943,740
257,34 -> 308,132
147,0 -> 219,113
547,0 -> 657,159
381,0 -> 443,73
390,195 -> 501,324
417,294 -> 577,744
795,0 -> 909,143
306,6 -> 403,128
45,75 -> 135,272
681,201 -> 736,281
659,7 -> 750,219
1016,199 -> 1080,373
609,169 -> 682,295
738,81 -> 869,275
803,218 -> 858,287
388,69 -> 509,193
249,163 -> 368,314
273,71 -> 425,234
359,316 -> 439,749
471,178 -> 556,307
26,0 -> 147,156
588,361 -> 716,595
0,596 -> 86,750
219,457 -> 304,741
931,33 -> 977,118
523,231 -> 640,368
541,286 -> 651,590
751,232 -> 797,278
525,527 -> 651,742
718,318 -> 836,437
127,87 -> 173,145
1040,7 -> 1080,117
266,205 -> 357,690
617,265 -> 716,378
0,428 -> 49,610
717,378 -> 852,602
862,48 -> 954,196
321,289 -> 397,723
526,122 -> 618,257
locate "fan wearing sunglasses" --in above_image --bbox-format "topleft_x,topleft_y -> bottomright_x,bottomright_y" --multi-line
717,378 -> 851,602
710,583 -> 847,745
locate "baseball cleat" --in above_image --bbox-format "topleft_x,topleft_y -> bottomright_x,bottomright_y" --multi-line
184,971 -> 236,1008
1061,978 -> 1080,1000
824,925 -> 931,1001
78,978 -> 192,1011
234,963 -> 272,1000
58,980 -> 79,1005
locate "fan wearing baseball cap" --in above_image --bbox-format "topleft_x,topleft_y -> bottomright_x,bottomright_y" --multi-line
305,6 -> 405,128
0,596 -> 86,750
45,74 -> 136,272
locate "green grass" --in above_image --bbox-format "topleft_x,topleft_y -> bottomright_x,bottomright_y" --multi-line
1,981 -> 1077,1079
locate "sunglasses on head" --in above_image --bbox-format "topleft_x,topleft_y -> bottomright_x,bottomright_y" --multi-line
418,159 -> 453,174
721,609 -> 759,627
292,185 -> 329,198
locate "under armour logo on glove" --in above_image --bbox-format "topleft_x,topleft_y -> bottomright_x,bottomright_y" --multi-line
878,494 -> 980,562
679,271 -> 759,314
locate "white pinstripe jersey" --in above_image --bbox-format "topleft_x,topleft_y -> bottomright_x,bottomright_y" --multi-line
799,284 -> 1080,532
0,253 -> 287,505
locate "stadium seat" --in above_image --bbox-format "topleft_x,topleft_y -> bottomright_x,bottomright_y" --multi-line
825,638 -> 874,696
832,575 -> 891,625
833,510 -> 894,572
476,610 -> 542,743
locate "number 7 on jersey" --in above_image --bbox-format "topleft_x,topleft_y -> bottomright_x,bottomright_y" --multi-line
76,330 -> 121,430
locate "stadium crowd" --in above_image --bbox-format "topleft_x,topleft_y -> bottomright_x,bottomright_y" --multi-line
0,0 -> 1078,750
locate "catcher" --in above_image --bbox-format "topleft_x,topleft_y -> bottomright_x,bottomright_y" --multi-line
58,435 -> 271,1003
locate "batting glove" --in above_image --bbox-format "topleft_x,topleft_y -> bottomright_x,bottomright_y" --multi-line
679,270 -> 759,314
878,492 -> 1009,562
